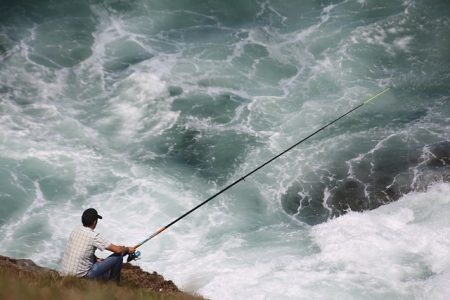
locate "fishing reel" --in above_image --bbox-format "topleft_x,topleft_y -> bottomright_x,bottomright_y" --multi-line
127,250 -> 141,262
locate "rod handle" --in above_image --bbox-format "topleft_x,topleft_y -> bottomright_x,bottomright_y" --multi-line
133,226 -> 167,249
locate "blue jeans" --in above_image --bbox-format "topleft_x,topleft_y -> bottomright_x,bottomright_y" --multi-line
87,253 -> 123,283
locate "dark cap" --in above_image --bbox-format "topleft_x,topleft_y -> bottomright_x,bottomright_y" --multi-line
81,208 -> 103,226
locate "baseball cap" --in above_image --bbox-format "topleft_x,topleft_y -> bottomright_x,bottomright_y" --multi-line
81,208 -> 103,226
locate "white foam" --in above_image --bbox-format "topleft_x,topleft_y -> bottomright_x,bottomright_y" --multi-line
135,183 -> 450,300
422,269 -> 450,300
311,183 -> 450,299
393,36 -> 413,52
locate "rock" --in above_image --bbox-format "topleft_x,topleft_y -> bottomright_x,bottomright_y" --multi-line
0,254 -> 195,296
0,255 -> 57,275
121,262 -> 180,293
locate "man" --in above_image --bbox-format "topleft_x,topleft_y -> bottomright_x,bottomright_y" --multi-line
60,208 -> 136,283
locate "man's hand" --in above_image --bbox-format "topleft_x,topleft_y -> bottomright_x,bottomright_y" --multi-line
121,246 -> 136,255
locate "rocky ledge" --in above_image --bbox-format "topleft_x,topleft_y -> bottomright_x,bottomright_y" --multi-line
0,254 -> 202,299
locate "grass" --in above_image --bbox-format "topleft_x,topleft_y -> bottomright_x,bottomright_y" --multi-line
0,264 -> 202,300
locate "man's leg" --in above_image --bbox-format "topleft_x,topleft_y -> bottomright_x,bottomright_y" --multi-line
87,254 -> 123,282
108,253 -> 123,282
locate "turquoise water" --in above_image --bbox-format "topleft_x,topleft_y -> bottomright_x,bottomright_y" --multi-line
1,0 -> 450,299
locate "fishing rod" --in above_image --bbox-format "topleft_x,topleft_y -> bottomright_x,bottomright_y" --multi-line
127,87 -> 390,262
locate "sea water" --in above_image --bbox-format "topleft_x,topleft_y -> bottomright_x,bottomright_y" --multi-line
1,0 -> 450,299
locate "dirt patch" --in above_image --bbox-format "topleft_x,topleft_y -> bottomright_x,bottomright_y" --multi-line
121,262 -> 179,293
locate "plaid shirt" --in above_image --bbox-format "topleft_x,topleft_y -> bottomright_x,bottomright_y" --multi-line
60,226 -> 110,277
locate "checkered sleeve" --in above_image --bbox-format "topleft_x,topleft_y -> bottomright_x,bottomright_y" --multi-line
93,232 -> 110,251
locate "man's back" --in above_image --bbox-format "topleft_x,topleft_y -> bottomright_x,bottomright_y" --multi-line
60,226 -> 109,277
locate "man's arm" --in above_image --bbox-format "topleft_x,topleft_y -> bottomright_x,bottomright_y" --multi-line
106,244 -> 136,255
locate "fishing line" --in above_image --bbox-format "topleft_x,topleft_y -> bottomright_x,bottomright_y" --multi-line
127,87 -> 390,261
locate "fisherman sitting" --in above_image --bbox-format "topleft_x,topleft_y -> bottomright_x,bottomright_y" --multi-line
60,208 -> 136,283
